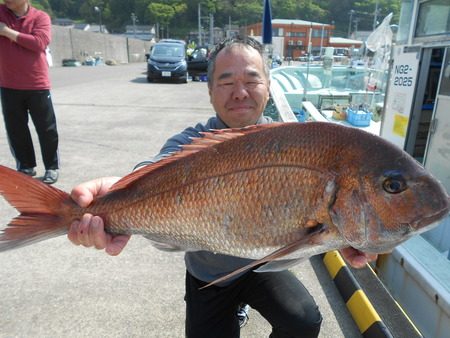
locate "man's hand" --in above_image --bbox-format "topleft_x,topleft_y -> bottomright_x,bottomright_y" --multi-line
339,247 -> 378,269
0,22 -> 19,41
0,22 -> 7,34
68,177 -> 131,256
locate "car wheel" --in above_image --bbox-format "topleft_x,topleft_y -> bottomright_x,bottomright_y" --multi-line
147,76 -> 153,83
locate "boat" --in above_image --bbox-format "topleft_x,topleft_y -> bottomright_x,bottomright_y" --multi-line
266,63 -> 386,136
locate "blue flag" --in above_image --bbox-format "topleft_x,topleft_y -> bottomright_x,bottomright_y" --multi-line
262,0 -> 273,44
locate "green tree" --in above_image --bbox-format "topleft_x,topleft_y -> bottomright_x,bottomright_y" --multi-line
135,0 -> 153,25
79,0 -> 112,31
30,0 -> 403,39
354,0 -> 401,30
324,0 -> 355,37
47,0 -> 78,18
108,0 -> 135,33
148,0 -> 187,38
31,0 -> 53,15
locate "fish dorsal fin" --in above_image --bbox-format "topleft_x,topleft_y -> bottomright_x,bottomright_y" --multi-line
109,123 -> 282,192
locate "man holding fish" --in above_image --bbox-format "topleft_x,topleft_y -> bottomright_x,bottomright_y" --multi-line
67,36 -> 377,337
1,33 -> 447,337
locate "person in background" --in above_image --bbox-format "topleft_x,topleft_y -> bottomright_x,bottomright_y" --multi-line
0,0 -> 59,184
67,36 -> 377,337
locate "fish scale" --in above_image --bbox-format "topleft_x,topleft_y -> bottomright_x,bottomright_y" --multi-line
0,123 -> 448,280
103,165 -> 330,258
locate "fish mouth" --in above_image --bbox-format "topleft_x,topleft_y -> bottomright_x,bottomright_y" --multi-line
362,205 -> 449,253
413,205 -> 450,234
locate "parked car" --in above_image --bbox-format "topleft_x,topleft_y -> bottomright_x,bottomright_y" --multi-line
187,46 -> 209,79
159,39 -> 186,45
147,41 -> 188,83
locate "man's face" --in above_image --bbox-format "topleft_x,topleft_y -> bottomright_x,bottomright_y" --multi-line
4,0 -> 28,13
208,45 -> 270,128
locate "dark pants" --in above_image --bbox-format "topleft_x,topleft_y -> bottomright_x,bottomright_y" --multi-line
1,87 -> 59,170
185,269 -> 322,338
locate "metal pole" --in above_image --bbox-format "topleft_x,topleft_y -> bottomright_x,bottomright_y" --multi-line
131,13 -> 137,38
307,23 -> 312,56
348,10 -> 354,38
354,17 -> 360,36
320,24 -> 324,57
304,23 -> 312,101
373,0 -> 379,30
94,6 -> 103,33
209,13 -> 214,45
198,4 -> 202,45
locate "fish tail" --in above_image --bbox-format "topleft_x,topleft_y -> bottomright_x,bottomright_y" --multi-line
0,165 -> 76,252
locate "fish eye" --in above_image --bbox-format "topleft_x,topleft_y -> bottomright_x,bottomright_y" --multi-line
382,172 -> 407,194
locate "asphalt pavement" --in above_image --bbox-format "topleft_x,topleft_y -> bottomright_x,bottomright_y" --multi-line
0,63 -> 362,337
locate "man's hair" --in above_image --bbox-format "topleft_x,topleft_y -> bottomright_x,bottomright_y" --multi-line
207,35 -> 269,87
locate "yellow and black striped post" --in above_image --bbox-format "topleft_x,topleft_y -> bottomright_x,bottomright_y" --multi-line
323,251 -> 393,338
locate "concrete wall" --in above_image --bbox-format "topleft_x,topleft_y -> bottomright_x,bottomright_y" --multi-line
50,25 -> 153,67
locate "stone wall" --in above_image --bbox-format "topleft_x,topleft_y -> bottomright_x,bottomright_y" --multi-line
50,25 -> 153,67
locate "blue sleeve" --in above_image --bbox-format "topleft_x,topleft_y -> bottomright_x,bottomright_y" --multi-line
134,122 -> 211,170
159,126 -> 202,155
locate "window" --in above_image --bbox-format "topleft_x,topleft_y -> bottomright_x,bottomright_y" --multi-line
312,29 -> 323,38
416,0 -> 450,37
273,27 -> 283,37
287,31 -> 306,38
397,0 -> 414,43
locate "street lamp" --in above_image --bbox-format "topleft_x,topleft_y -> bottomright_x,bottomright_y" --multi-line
94,6 -> 103,33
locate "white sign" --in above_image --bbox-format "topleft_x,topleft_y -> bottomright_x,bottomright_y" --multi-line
381,46 -> 421,149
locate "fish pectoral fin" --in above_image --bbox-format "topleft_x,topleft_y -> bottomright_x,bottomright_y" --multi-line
254,258 -> 306,273
144,236 -> 184,252
199,224 -> 326,290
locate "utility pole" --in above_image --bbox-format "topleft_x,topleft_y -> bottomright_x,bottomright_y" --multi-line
320,24 -> 325,57
373,0 -> 380,30
131,13 -> 138,38
353,17 -> 360,37
198,3 -> 202,45
348,9 -> 355,38
209,13 -> 214,45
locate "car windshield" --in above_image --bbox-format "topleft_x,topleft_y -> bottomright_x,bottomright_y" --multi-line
152,44 -> 185,58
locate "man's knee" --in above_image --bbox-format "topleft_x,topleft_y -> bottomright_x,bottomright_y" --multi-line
270,307 -> 322,338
